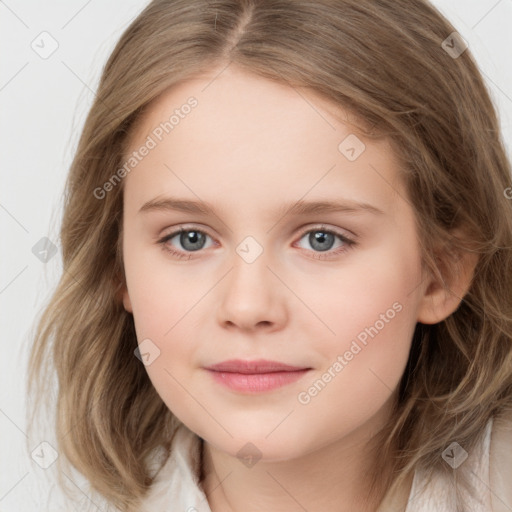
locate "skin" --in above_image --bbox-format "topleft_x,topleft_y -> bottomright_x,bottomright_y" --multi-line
119,64 -> 477,511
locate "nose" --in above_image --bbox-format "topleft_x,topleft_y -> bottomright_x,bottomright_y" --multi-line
215,250 -> 288,333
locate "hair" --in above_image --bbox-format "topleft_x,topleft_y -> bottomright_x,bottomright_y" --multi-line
27,0 -> 512,510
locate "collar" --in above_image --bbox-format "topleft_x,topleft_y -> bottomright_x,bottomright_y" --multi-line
142,423 -> 212,511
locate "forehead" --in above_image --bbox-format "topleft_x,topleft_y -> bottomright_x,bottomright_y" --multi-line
128,65 -> 378,151
122,66 -> 407,218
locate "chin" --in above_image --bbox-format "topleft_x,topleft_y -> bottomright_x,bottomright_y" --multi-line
206,427 -> 313,463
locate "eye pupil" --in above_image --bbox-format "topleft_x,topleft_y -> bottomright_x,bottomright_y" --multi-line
181,230 -> 205,251
310,231 -> 334,252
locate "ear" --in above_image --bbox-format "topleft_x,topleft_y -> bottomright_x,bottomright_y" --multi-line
113,272 -> 132,313
416,230 -> 480,325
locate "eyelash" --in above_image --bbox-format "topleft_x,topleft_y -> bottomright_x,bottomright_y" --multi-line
156,224 -> 357,261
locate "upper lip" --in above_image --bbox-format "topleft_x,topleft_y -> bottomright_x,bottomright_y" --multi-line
205,359 -> 310,374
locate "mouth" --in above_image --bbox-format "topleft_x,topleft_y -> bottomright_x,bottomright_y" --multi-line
203,359 -> 312,393
204,358 -> 310,373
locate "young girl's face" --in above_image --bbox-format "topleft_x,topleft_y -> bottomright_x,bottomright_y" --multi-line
121,65 -> 430,461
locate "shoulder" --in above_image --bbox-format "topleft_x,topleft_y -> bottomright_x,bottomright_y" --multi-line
379,410 -> 512,512
489,407 -> 512,511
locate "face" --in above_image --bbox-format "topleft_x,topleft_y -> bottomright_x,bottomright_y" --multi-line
120,64 -> 428,461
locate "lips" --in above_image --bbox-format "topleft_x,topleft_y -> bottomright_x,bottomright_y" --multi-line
204,359 -> 312,393
204,359 -> 309,374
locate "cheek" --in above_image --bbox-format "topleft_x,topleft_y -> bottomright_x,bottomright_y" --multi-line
315,242 -> 421,352
122,249 -> 199,397
124,244 -> 206,341
294,297 -> 417,449
130,288 -> 201,425
304,240 -> 421,402
128,277 -> 200,386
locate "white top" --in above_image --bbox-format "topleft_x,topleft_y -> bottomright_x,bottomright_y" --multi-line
404,417 -> 493,511
140,412 -> 512,511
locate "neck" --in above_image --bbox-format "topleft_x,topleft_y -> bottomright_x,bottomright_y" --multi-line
199,407 -> 400,512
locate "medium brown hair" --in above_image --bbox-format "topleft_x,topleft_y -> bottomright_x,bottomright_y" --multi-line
28,0 -> 512,509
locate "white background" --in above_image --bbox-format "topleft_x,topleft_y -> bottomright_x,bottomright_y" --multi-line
1,0 -> 511,510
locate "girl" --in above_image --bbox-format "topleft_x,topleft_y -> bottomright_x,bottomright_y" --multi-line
28,0 -> 512,511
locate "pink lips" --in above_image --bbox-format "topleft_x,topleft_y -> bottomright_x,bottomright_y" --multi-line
204,359 -> 311,393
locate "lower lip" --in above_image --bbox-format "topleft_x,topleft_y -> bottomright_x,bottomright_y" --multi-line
206,369 -> 311,393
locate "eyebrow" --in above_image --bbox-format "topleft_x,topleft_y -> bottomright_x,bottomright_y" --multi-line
138,196 -> 384,218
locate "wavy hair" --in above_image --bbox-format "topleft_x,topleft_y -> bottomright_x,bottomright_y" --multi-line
27,0 -> 512,510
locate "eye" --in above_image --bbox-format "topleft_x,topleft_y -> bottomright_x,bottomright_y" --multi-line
157,224 -> 356,260
294,225 -> 356,260
157,227 -> 215,260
